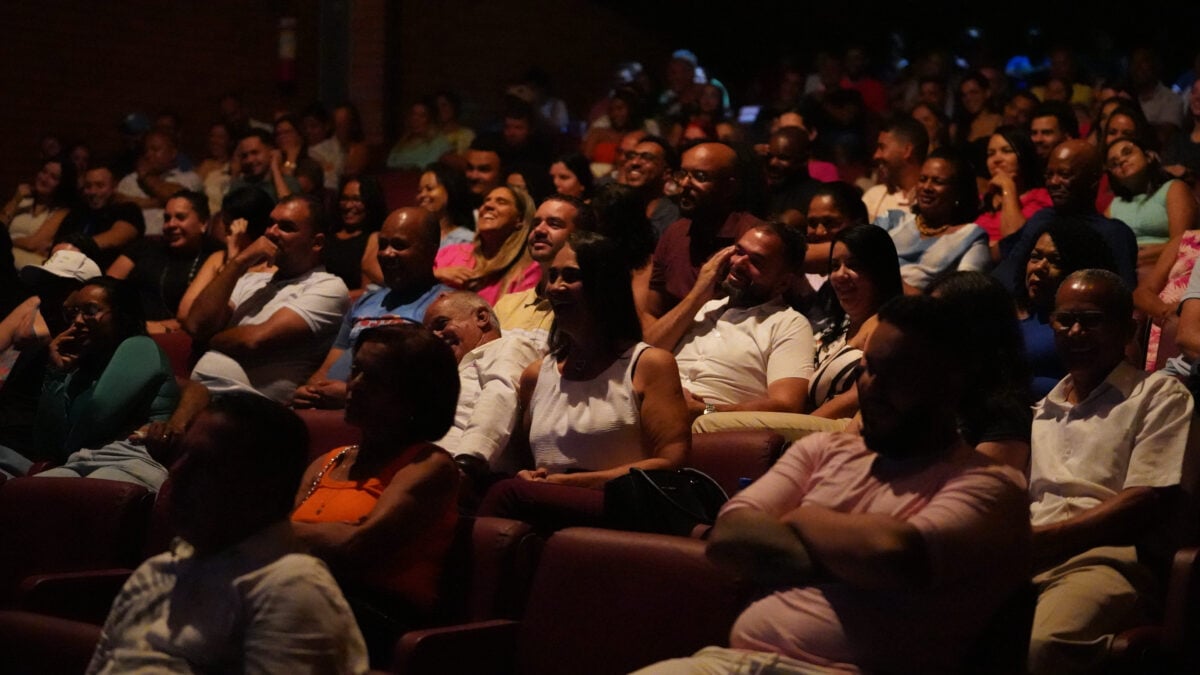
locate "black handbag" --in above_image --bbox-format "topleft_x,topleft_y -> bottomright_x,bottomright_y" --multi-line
603,467 -> 729,537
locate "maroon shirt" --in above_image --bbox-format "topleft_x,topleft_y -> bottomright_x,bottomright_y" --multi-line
649,211 -> 763,309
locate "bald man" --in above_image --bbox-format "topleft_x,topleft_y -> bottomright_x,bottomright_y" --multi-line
645,142 -> 764,323
991,140 -> 1137,294
293,207 -> 449,409
1028,269 -> 1192,673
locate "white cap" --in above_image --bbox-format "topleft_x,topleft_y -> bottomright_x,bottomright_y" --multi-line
19,249 -> 102,286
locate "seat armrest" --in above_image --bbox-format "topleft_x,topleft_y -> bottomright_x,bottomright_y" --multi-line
17,569 -> 134,624
392,619 -> 519,675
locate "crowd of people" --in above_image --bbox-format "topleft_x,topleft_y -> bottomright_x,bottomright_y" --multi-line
5,41 -> 1200,674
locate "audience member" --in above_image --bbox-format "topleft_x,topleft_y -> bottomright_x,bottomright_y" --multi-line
464,137 -> 505,203
992,139 -> 1139,293
1029,101 -> 1079,166
977,125 -> 1053,249
1027,269 -> 1193,674
185,194 -> 349,403
862,117 -> 928,222
300,102 -> 342,190
197,121 -> 234,214
762,126 -> 820,223
953,70 -> 1003,145
424,291 -> 539,471
478,231 -> 688,528
646,222 -> 814,420
57,163 -> 145,270
589,183 -> 657,329
107,189 -> 220,333
292,206 -> 447,408
0,278 -> 178,487
386,100 -> 452,170
549,152 -> 594,200
333,103 -> 370,179
433,90 -> 476,156
115,130 -> 202,236
2,156 -> 77,269
1106,136 -> 1198,271
874,149 -> 988,293
493,194 -> 594,349
1130,47 -> 1184,132
292,324 -> 459,662
910,101 -> 950,154
434,184 -> 539,305
618,134 -> 679,238
273,114 -> 309,182
229,129 -> 299,202
322,176 -> 386,291
638,295 -> 1030,674
645,141 -> 764,320
88,393 -> 368,674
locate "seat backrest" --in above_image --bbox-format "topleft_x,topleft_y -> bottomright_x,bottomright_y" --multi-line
295,407 -> 362,462
689,430 -> 787,497
516,527 -> 743,675
150,331 -> 195,379
433,516 -> 539,625
0,477 -> 152,601
0,610 -> 103,675
377,169 -> 423,212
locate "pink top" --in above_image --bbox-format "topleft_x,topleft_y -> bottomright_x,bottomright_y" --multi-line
807,159 -> 839,183
975,187 -> 1053,242
724,432 -> 1029,674
434,242 -> 542,306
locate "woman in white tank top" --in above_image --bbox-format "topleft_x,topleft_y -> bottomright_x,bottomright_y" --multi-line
518,231 -> 689,487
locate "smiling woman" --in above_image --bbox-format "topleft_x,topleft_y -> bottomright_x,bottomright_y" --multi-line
432,184 -> 539,305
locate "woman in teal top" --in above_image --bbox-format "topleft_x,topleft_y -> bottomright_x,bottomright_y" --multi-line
0,277 -> 180,488
1106,137 -> 1198,272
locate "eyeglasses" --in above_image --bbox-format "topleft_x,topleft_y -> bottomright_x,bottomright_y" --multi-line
672,169 -> 721,185
63,304 -> 108,322
1049,310 -> 1109,332
807,217 -> 846,231
623,150 -> 660,163
339,195 -> 363,203
546,266 -> 583,285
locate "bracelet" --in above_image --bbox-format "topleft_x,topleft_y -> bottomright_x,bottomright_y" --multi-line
703,403 -> 717,415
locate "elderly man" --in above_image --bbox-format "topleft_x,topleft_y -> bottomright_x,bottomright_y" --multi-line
636,296 -> 1030,674
646,222 -> 813,420
991,140 -> 1137,293
861,118 -> 928,222
116,131 -> 201,236
87,393 -> 368,674
1027,270 -> 1193,674
645,141 -> 764,322
492,194 -> 594,350
424,291 -> 539,472
185,194 -> 349,404
293,207 -> 447,409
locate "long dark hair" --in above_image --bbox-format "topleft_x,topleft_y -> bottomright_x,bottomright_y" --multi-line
553,152 -> 595,199
988,125 -> 1042,192
1106,136 -> 1172,201
548,231 -> 642,360
589,183 -> 654,271
1015,217 -> 1118,314
817,224 -> 902,345
337,175 -> 387,234
423,162 -> 475,231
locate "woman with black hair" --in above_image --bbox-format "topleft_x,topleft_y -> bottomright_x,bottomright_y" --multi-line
874,149 -> 988,293
1,277 -> 179,488
321,175 -> 386,291
2,156 -> 77,269
1105,136 -> 1198,271
549,152 -> 595,200
976,125 -> 1052,249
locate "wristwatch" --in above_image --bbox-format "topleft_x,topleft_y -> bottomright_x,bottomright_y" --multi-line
703,403 -> 717,415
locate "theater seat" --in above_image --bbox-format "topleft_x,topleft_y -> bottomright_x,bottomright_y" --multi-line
295,407 -> 361,461
393,527 -> 743,675
1108,546 -> 1200,673
150,330 -> 194,379
0,609 -> 103,675
378,170 -> 423,212
0,477 -> 152,606
688,429 -> 787,497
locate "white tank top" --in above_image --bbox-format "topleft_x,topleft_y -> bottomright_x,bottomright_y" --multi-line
529,342 -> 650,474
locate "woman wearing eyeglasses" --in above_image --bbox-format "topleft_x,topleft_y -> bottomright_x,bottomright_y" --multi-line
322,176 -> 386,291
0,277 -> 180,488
478,231 -> 689,529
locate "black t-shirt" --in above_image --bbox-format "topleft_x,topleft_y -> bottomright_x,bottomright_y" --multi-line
125,238 -> 220,320
58,202 -> 146,270
324,230 -> 369,291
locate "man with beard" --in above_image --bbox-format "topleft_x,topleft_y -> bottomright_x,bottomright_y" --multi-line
1027,270 -> 1192,674
763,126 -> 821,225
492,195 -> 594,350
292,207 -> 447,409
1029,102 -> 1078,167
619,135 -> 679,238
635,295 -> 1031,674
861,118 -> 927,222
645,222 -> 813,419
645,141 -> 764,323
991,140 -> 1137,293
186,194 -> 349,404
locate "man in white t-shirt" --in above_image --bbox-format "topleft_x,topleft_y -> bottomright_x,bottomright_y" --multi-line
116,130 -> 202,236
184,194 -> 349,403
1027,270 -> 1194,674
645,222 -> 814,420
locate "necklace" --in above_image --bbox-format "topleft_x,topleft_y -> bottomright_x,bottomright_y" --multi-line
916,215 -> 952,237
159,248 -> 204,312
298,445 -> 353,506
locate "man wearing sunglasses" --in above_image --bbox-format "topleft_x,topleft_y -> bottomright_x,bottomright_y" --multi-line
1027,269 -> 1193,674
